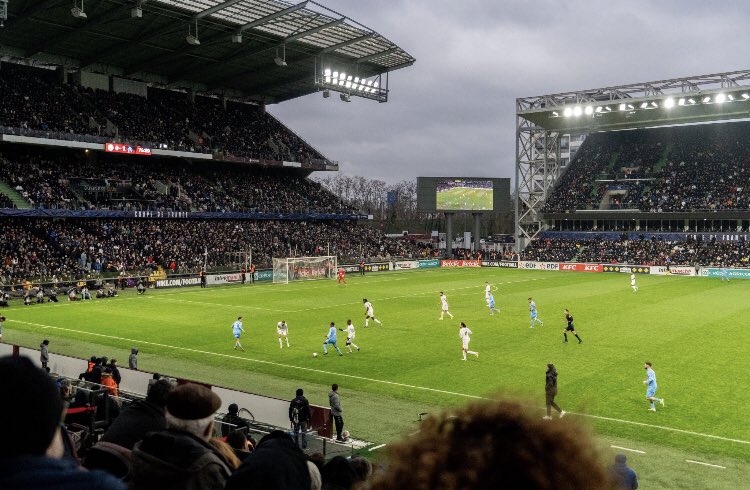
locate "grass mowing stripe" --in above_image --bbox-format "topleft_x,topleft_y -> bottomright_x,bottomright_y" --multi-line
9,317 -> 750,449
685,460 -> 727,469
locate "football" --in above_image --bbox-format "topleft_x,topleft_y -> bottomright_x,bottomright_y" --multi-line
312,352 -> 318,358
342,430 -> 350,441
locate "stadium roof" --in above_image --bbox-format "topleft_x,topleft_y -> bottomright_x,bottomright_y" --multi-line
0,0 -> 415,103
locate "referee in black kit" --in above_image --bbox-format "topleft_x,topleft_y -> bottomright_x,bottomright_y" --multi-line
563,309 -> 582,344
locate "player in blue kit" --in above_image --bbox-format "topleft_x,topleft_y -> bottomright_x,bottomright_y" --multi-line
323,322 -> 343,356
643,362 -> 664,412
528,297 -> 544,328
721,267 -> 730,282
232,316 -> 245,351
487,293 -> 498,315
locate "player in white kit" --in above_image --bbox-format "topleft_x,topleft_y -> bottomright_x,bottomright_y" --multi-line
439,292 -> 454,320
363,298 -> 382,327
339,319 -> 360,353
277,320 -> 290,348
459,322 -> 479,361
630,273 -> 638,292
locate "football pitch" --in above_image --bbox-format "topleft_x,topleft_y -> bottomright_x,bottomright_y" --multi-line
4,268 -> 750,488
436,187 -> 493,210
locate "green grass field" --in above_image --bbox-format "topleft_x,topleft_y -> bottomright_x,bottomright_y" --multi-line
4,268 -> 750,488
436,186 -> 493,210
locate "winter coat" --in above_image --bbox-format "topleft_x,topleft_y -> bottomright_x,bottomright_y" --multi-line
40,343 -> 49,363
130,429 -> 231,490
289,395 -> 312,423
545,368 -> 558,394
0,455 -> 124,490
100,399 -> 167,450
329,390 -> 342,416
225,436 -> 311,490
128,348 -> 138,370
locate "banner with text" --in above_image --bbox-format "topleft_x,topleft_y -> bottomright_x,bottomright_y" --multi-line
207,273 -> 245,285
481,261 -> 518,268
393,260 -> 419,270
518,261 -> 560,271
441,260 -> 482,268
602,264 -> 651,274
418,259 -> 441,268
700,267 -> 750,279
558,263 -> 602,273
154,277 -> 201,288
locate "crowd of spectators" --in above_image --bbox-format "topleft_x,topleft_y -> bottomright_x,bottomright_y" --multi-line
0,148 -> 348,213
543,121 -> 750,213
0,218 -> 433,284
521,235 -> 750,267
0,61 -> 326,164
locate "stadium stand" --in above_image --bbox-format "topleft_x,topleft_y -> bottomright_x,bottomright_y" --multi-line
543,121 -> 750,213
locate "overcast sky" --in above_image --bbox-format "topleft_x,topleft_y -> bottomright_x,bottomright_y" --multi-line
270,0 -> 746,183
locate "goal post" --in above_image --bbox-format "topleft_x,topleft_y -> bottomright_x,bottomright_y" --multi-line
273,256 -> 337,284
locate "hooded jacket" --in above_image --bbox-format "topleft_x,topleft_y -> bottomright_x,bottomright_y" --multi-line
545,365 -> 558,394
40,342 -> 49,363
129,429 -> 231,490
128,348 -> 138,370
225,434 -> 311,490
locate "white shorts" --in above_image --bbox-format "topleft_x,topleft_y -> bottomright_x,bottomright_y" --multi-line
462,339 -> 470,350
442,305 -> 449,311
366,310 -> 374,317
277,330 -> 288,336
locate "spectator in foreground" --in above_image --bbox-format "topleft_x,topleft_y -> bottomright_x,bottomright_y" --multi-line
289,388 -> 312,449
129,383 -> 231,490
100,379 -> 174,450
226,430 -> 313,490
221,403 -> 250,437
0,355 -> 124,489
225,430 -> 252,463
371,399 -> 617,490
611,454 -> 638,489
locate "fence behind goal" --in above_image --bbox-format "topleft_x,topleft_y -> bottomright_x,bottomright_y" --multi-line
272,256 -> 338,284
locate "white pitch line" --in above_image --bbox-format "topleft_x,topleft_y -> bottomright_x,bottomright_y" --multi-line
685,460 -> 726,469
9,317 -> 749,448
610,445 -> 646,454
368,443 -> 387,452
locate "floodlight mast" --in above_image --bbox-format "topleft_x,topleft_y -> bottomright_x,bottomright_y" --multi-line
514,69 -> 750,251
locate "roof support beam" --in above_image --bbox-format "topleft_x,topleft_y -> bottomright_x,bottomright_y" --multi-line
3,0 -> 64,30
193,0 -> 245,20
319,33 -> 376,54
284,18 -> 344,43
356,47 -> 399,63
236,1 -> 308,34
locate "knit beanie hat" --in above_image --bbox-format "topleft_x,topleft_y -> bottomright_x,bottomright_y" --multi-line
166,383 -> 221,420
0,355 -> 63,457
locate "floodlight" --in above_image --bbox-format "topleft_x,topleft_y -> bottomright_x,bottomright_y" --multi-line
551,111 -> 559,117
584,106 -> 593,115
231,33 -> 243,43
340,72 -> 346,80
627,104 -> 634,110
353,77 -> 359,83
71,0 -> 87,19
366,80 -> 373,86
702,96 -> 711,103
346,75 -> 353,81
743,93 -> 750,100
619,103 -> 627,111
715,93 -> 726,103
572,106 -> 582,116
728,94 -> 735,101
640,102 -> 649,109
373,82 -> 379,89
345,81 -> 352,88
688,98 -> 696,104
274,45 -> 287,67
131,7 -> 142,18
677,98 -> 686,106
605,106 -> 612,112
332,71 -> 339,79
324,68 -> 332,77
340,93 -> 351,102
650,101 -> 658,108
663,98 -> 675,108
563,107 -> 573,117
324,76 -> 331,84
338,79 -> 345,86
595,106 -> 602,113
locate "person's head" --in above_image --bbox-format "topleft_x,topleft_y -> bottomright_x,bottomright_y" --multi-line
131,347 -> 138,355
321,456 -> 357,489
228,403 -> 239,415
350,456 -> 373,482
644,362 -> 652,370
460,322 -> 466,329
440,291 -> 444,295
0,356 -> 64,458
371,399 -> 616,489
165,383 -> 222,441
146,379 -> 175,407
528,297 -> 532,302
332,383 -> 338,392
0,316 -> 6,322
296,388 -> 304,397
102,367 -> 112,376
226,430 -> 249,451
615,454 -> 627,465
237,316 -> 242,321
330,322 -> 335,327
547,363 -> 556,374
564,309 -> 569,314
100,356 -> 108,365
152,373 -> 161,380
362,298 -> 367,303
42,339 -> 49,346
347,319 -> 352,325
109,359 -> 117,366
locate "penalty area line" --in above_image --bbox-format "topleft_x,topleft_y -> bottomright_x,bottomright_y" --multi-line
685,460 -> 726,469
7,319 -> 750,448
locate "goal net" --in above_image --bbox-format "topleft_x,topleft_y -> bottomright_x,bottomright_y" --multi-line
273,256 -> 338,284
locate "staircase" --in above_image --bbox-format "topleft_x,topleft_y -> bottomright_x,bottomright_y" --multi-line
0,180 -> 32,209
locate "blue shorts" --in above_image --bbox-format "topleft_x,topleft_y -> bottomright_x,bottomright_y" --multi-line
324,339 -> 338,346
646,386 -> 656,398
234,334 -> 241,339
530,312 -> 537,318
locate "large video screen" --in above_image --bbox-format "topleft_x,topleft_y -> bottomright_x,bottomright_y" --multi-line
436,179 -> 494,211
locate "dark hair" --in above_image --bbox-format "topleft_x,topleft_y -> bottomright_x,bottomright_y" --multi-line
152,373 -> 161,380
350,456 -> 373,482
237,316 -> 242,320
109,359 -> 117,365
228,403 -> 239,414
332,383 -> 338,391
296,388 -> 303,396
146,379 -> 174,407
460,322 -> 466,328
321,456 -> 357,489
645,362 -> 652,367
371,399 -> 616,490
226,430 -> 249,451
42,339 -> 49,345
